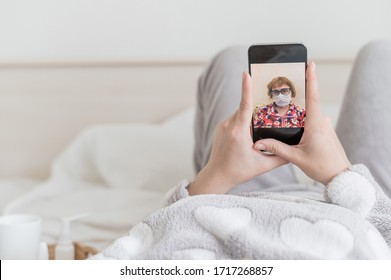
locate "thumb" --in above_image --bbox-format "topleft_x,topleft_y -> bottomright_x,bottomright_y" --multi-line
236,72 -> 253,125
254,139 -> 300,164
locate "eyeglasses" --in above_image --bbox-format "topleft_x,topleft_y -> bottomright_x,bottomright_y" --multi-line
271,88 -> 291,96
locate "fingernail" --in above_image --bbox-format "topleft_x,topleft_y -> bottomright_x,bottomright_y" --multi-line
242,72 -> 246,82
311,60 -> 316,70
254,143 -> 266,150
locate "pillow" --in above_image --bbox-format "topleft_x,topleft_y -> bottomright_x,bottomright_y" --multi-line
50,107 -> 196,193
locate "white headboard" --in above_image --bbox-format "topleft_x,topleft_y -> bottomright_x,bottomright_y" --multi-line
0,62 -> 203,179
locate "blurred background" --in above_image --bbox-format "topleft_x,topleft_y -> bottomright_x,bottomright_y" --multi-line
0,0 -> 390,179
1,0 -> 390,61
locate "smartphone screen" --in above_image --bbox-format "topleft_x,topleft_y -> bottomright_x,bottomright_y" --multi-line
248,44 -> 307,145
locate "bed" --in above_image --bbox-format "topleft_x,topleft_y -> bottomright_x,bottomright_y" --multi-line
0,58 -> 353,251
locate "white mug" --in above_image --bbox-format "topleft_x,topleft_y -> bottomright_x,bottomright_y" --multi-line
0,214 -> 43,260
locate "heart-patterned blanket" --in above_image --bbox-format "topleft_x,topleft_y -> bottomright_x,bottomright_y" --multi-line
92,165 -> 391,259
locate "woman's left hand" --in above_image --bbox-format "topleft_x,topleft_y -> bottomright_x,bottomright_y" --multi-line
188,72 -> 287,195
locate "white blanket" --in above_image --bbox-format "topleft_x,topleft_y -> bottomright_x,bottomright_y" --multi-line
93,165 -> 391,259
4,108 -> 196,249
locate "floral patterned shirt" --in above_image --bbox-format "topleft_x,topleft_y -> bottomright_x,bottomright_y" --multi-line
253,102 -> 306,128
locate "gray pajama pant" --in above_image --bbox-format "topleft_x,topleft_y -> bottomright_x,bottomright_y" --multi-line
194,40 -> 391,198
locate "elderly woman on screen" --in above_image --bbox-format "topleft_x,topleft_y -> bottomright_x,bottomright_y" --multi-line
253,76 -> 306,128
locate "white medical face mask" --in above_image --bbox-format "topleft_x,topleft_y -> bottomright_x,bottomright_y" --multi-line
274,93 -> 291,107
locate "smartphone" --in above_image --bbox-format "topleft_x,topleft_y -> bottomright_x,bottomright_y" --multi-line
248,43 -> 307,145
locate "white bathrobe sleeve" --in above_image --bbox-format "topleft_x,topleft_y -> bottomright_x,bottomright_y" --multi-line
326,164 -> 391,246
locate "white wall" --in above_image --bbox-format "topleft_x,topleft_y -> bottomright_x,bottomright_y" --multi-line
0,0 -> 390,63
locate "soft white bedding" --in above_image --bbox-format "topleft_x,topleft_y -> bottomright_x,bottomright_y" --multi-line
0,179 -> 39,213
2,107 -> 196,249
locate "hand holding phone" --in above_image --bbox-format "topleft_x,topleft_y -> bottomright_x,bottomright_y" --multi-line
254,62 -> 351,185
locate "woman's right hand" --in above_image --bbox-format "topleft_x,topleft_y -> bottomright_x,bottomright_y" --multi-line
254,62 -> 351,186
